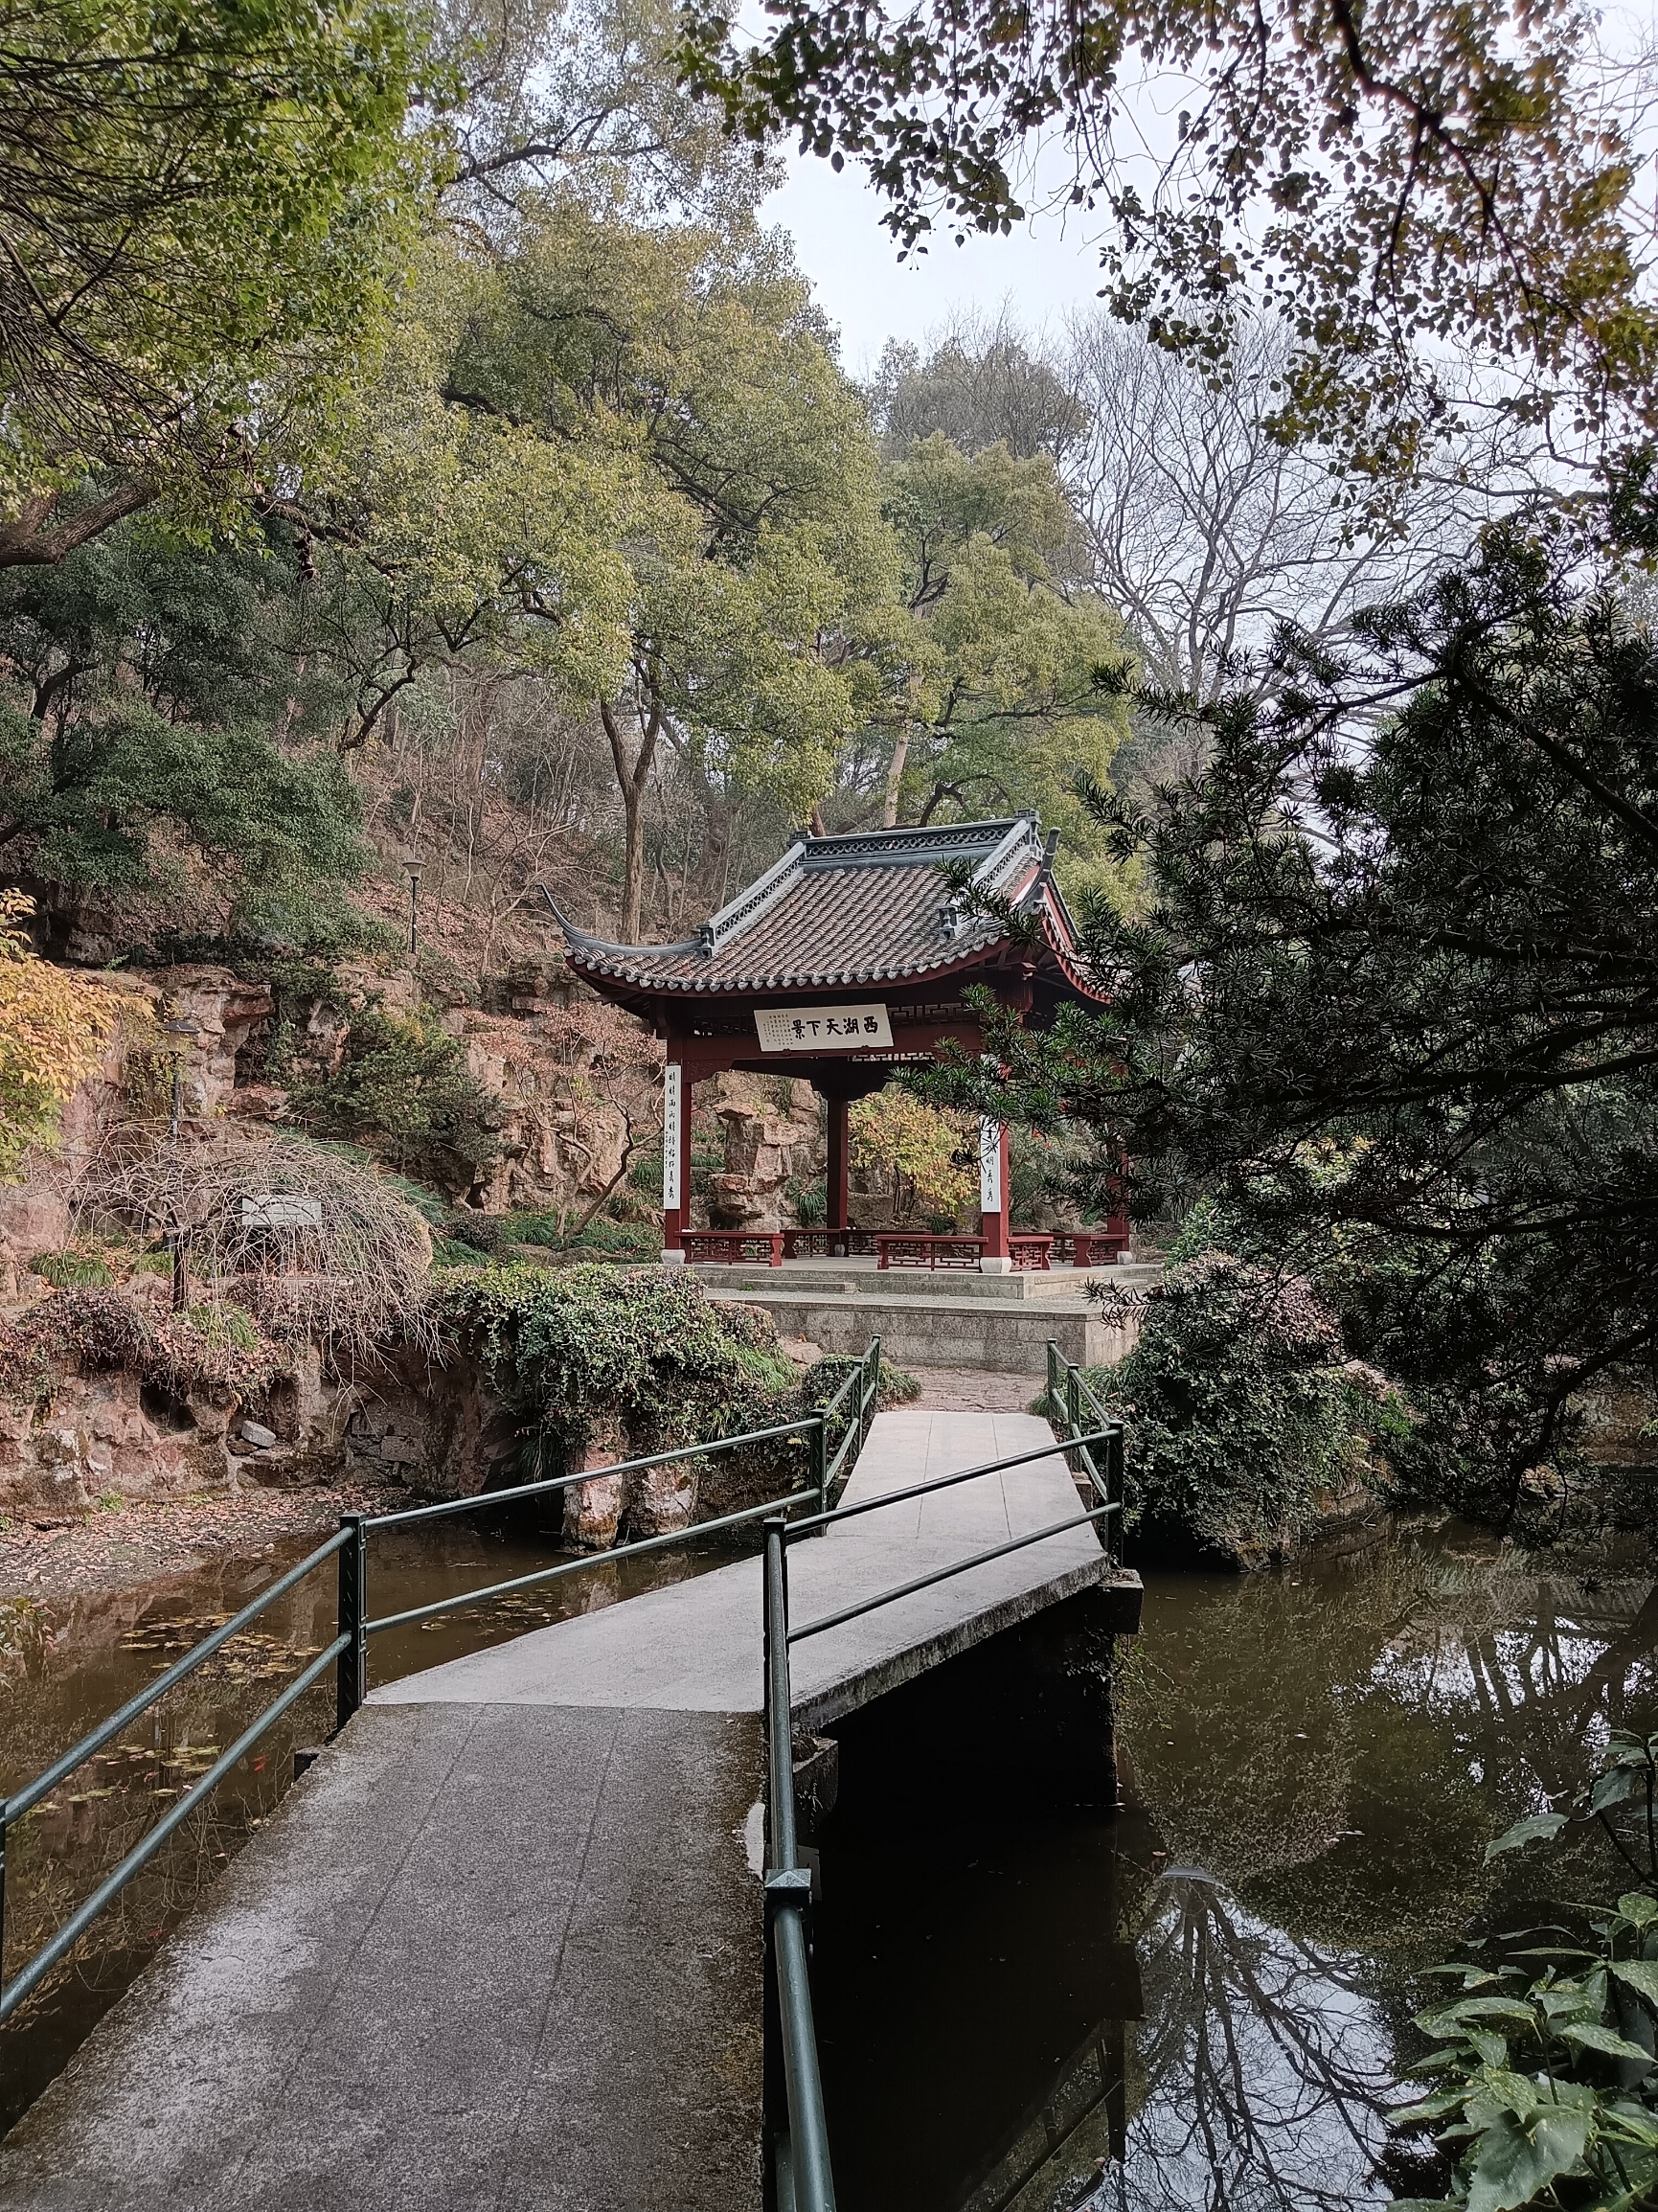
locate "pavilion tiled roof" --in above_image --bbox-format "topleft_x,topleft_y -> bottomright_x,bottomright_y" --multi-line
544,817 -> 1081,996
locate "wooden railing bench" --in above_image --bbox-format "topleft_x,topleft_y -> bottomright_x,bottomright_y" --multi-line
681,1230 -> 784,1266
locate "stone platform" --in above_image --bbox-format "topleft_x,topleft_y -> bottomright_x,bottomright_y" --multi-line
0,1413 -> 1141,2212
690,1256 -> 1161,1376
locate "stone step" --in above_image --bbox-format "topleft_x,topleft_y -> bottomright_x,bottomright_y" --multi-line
686,1260 -> 1163,1305
702,1286 -> 1144,1377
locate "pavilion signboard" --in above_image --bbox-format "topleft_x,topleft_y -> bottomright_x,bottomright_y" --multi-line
754,1003 -> 893,1052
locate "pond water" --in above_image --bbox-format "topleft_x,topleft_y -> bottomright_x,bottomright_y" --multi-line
5,1512 -> 1657,2206
811,1522 -> 1658,2212
0,1512 -> 715,2136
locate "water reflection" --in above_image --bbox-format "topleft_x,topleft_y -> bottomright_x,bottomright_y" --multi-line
1102,1873 -> 1394,2212
0,1511 -> 717,2132
813,1524 -> 1658,2212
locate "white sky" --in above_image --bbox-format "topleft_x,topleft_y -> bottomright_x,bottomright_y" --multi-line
762,148 -> 1110,375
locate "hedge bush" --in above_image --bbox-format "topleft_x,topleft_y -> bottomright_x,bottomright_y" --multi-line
1089,1250 -> 1377,1564
432,1263 -> 801,1458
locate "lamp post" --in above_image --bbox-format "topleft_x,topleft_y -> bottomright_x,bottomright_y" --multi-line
164,1016 -> 201,1142
403,859 -> 421,958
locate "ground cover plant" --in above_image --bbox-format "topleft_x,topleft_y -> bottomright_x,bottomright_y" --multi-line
1390,1730 -> 1658,2209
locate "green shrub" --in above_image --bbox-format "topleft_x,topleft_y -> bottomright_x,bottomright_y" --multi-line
289,1004 -> 499,1193
433,1263 -> 800,1456
1089,1251 -> 1370,1563
805,1353 -> 920,1411
444,1211 -> 506,1256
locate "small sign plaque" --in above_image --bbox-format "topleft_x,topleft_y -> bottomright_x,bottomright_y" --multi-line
978,1119 -> 1003,1214
755,1003 -> 893,1053
241,1196 -> 324,1229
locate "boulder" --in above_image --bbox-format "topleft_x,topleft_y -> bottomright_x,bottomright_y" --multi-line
626,1458 -> 697,1537
563,1419 -> 629,1549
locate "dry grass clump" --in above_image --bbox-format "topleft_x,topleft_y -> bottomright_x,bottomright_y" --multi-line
79,1133 -> 436,1370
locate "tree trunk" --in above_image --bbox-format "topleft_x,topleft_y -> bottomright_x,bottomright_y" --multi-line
601,689 -> 663,943
881,730 -> 910,828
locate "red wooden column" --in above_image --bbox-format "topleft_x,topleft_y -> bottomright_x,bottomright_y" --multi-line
660,1055 -> 694,1263
825,1092 -> 851,1252
978,1117 -> 1011,1270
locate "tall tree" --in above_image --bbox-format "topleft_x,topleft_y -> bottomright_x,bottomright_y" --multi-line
315,203 -> 890,939
437,0 -> 776,228
833,432 -> 1134,899
0,0 -> 435,565
1059,315 -> 1531,704
917,527 -> 1658,1509
865,313 -> 1087,465
684,0 -> 1658,489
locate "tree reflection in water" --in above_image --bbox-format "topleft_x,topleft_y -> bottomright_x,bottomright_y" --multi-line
1068,1529 -> 1658,2212
1097,1869 -> 1395,2212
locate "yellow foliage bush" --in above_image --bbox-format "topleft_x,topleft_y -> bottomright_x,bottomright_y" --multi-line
849,1089 -> 977,1225
0,893 -> 115,1181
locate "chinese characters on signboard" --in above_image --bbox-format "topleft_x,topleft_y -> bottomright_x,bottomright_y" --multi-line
978,1119 -> 1003,1213
662,1062 -> 682,1209
753,1004 -> 894,1053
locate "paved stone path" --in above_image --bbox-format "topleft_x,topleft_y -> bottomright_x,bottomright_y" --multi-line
906,1366 -> 1041,1412
0,1412 -> 1138,2212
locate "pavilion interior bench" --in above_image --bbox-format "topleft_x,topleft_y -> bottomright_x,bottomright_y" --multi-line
681,1230 -> 784,1266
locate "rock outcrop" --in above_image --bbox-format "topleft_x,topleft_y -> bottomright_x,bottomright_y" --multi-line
703,1074 -> 823,1232
0,1345 -> 356,1516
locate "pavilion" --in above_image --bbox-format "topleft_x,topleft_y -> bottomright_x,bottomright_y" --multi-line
542,815 -> 1126,1271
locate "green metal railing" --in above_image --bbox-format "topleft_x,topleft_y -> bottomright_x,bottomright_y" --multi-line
761,1372 -> 1127,2212
0,1336 -> 883,2034
1046,1339 -> 1125,1563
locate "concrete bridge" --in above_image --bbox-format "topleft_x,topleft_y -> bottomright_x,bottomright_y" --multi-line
0,1409 -> 1141,2212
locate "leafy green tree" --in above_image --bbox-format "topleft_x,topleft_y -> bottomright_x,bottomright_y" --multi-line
0,525 -> 371,933
841,432 -> 1133,901
916,525 -> 1658,1516
324,199 -> 892,937
865,318 -> 1087,465
0,0 -> 437,564
848,1088 -> 975,1224
684,0 -> 1658,490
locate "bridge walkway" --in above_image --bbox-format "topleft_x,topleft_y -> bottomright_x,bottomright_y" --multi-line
0,1410 -> 1140,2212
